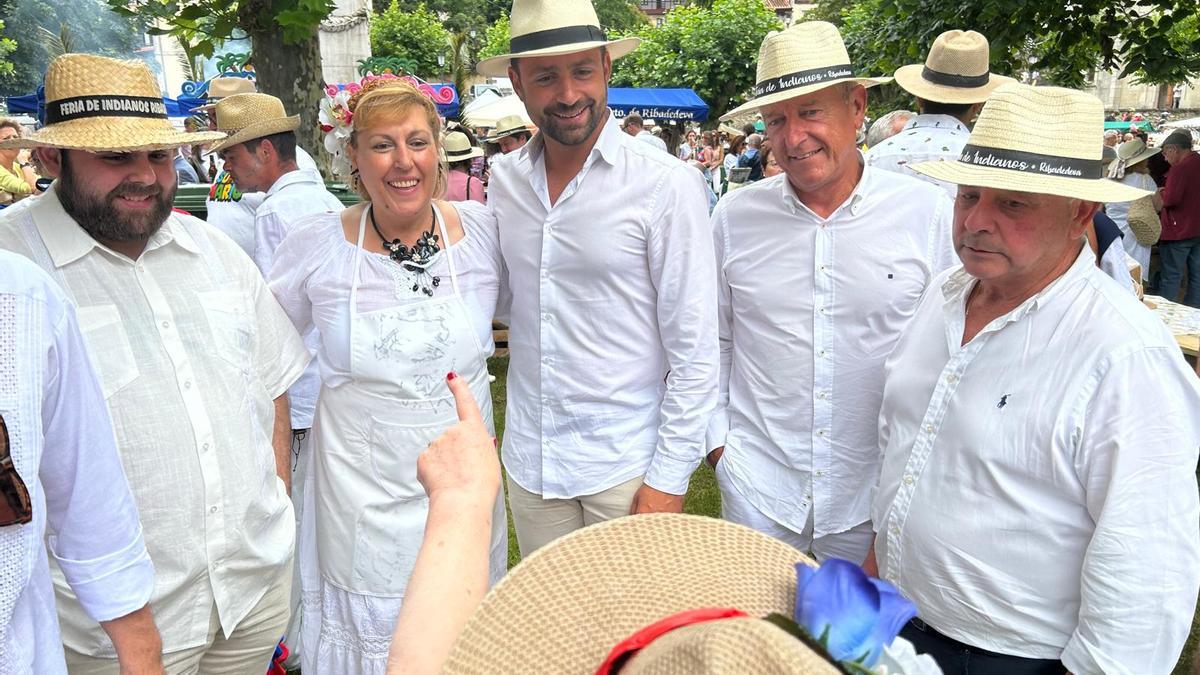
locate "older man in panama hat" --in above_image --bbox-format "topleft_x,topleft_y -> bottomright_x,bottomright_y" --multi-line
480,0 -> 718,555
705,21 -> 955,565
871,83 -> 1200,674
213,91 -> 343,668
866,29 -> 1013,197
198,76 -> 321,259
0,54 -> 311,674
485,114 -> 534,155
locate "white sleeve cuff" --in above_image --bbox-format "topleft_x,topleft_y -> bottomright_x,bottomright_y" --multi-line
49,526 -> 155,623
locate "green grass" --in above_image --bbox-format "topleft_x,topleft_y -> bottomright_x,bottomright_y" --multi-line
486,356 -> 1199,672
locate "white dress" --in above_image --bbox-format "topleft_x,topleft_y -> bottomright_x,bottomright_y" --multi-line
268,202 -> 508,675
1106,172 -> 1156,280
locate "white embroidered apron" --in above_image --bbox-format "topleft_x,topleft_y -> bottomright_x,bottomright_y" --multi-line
311,204 -> 494,595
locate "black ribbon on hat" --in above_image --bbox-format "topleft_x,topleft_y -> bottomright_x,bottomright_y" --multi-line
753,64 -> 854,98
510,24 -> 607,54
45,95 -> 168,125
959,144 -> 1103,179
921,66 -> 991,88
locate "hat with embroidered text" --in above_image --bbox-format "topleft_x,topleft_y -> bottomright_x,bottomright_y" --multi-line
0,53 -> 226,152
910,83 -> 1153,202
720,22 -> 890,121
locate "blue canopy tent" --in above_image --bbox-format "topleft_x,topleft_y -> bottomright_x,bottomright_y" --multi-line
607,88 -> 708,122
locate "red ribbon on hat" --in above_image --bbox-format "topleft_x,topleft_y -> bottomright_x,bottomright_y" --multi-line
595,607 -> 749,675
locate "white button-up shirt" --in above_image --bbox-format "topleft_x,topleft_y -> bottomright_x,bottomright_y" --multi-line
254,168 -> 344,429
0,251 -> 154,674
873,246 -> 1200,673
0,185 -> 309,657
491,113 -> 719,498
708,166 -> 955,537
206,145 -> 318,257
866,114 -> 970,198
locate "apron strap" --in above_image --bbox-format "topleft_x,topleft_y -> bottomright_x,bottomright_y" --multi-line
350,204 -> 371,318
432,203 -> 466,299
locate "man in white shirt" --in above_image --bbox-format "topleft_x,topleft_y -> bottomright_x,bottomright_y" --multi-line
706,21 -> 954,565
866,30 -> 1013,198
621,113 -> 669,153
212,91 -> 343,668
199,76 -> 320,257
0,54 -> 311,674
0,250 -> 161,674
478,0 -> 718,555
871,83 -> 1199,674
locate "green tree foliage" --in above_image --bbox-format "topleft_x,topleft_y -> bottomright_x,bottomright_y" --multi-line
0,0 -> 142,97
611,0 -> 781,124
593,0 -> 649,33
369,2 -> 450,80
0,22 -> 16,80
478,13 -> 510,61
835,0 -> 1199,89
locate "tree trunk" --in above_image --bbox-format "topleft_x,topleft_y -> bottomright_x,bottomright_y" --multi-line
239,1 -> 328,175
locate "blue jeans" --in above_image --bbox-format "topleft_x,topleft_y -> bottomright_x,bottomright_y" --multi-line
1158,236 -> 1200,307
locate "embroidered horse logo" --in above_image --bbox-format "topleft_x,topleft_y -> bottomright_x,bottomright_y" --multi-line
997,394 -> 1010,409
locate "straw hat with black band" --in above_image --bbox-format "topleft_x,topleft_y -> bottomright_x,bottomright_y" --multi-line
443,514 -> 845,674
210,93 -> 300,153
910,82 -> 1153,203
193,76 -> 257,112
475,0 -> 641,78
720,21 -> 890,121
892,30 -> 1013,105
0,53 -> 226,153
486,115 -> 532,143
444,131 -> 485,162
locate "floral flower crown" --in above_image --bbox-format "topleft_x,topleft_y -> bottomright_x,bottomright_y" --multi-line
318,73 -> 455,176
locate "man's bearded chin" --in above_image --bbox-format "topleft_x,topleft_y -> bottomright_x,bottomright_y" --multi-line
58,163 -> 175,244
540,97 -> 604,146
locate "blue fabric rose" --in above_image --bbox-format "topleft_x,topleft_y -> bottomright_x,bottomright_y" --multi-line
793,558 -> 918,667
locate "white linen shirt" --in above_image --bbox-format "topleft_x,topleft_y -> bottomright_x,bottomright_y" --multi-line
0,251 -> 154,674
254,168 -> 345,429
707,166 -> 955,537
206,146 -> 318,257
490,113 -> 718,498
0,185 -> 310,657
873,246 -> 1200,674
866,114 -> 970,198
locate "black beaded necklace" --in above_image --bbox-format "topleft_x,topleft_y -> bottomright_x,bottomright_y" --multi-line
370,204 -> 442,296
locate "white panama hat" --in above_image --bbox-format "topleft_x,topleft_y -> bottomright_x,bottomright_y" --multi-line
475,0 -> 640,78
892,30 -> 1014,105
911,83 -> 1155,203
721,21 -> 890,121
443,131 -> 484,162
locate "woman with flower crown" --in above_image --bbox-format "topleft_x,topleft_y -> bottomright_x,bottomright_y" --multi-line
267,76 -> 508,674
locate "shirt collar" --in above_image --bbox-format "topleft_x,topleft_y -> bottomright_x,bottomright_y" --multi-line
904,114 -> 970,134
780,152 -> 871,220
32,182 -> 201,267
520,110 -> 622,168
941,241 -> 1094,336
266,167 -> 323,197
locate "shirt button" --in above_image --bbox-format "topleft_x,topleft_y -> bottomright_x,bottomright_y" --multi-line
817,391 -> 826,400
209,506 -> 218,514
184,380 -> 192,389
946,374 -> 958,384
816,429 -> 826,437
542,313 -> 553,323
925,424 -> 935,434
815,469 -> 824,476
161,320 -> 170,329
890,524 -> 900,534
819,349 -> 827,358
819,306 -> 828,314
903,474 -> 915,485
201,443 -> 210,452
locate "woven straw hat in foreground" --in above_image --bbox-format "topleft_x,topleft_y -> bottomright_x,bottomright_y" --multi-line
443,513 -> 837,674
210,93 -> 300,153
721,21 -> 890,121
911,83 -> 1155,203
0,53 -> 225,153
476,0 -> 640,77
892,30 -> 1014,104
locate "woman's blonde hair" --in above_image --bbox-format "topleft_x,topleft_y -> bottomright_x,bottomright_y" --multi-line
348,79 -> 447,200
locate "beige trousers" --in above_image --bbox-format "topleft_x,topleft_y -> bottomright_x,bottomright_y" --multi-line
507,474 -> 644,556
66,566 -> 292,675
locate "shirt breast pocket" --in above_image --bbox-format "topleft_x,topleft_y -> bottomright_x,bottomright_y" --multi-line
198,290 -> 255,374
76,304 -> 140,399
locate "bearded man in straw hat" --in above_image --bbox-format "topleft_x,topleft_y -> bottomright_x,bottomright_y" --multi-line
486,114 -> 534,155
212,91 -> 343,668
197,76 -> 321,258
866,30 -> 1013,198
706,21 -> 955,565
479,0 -> 718,555
0,54 -> 312,674
871,83 -> 1200,674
